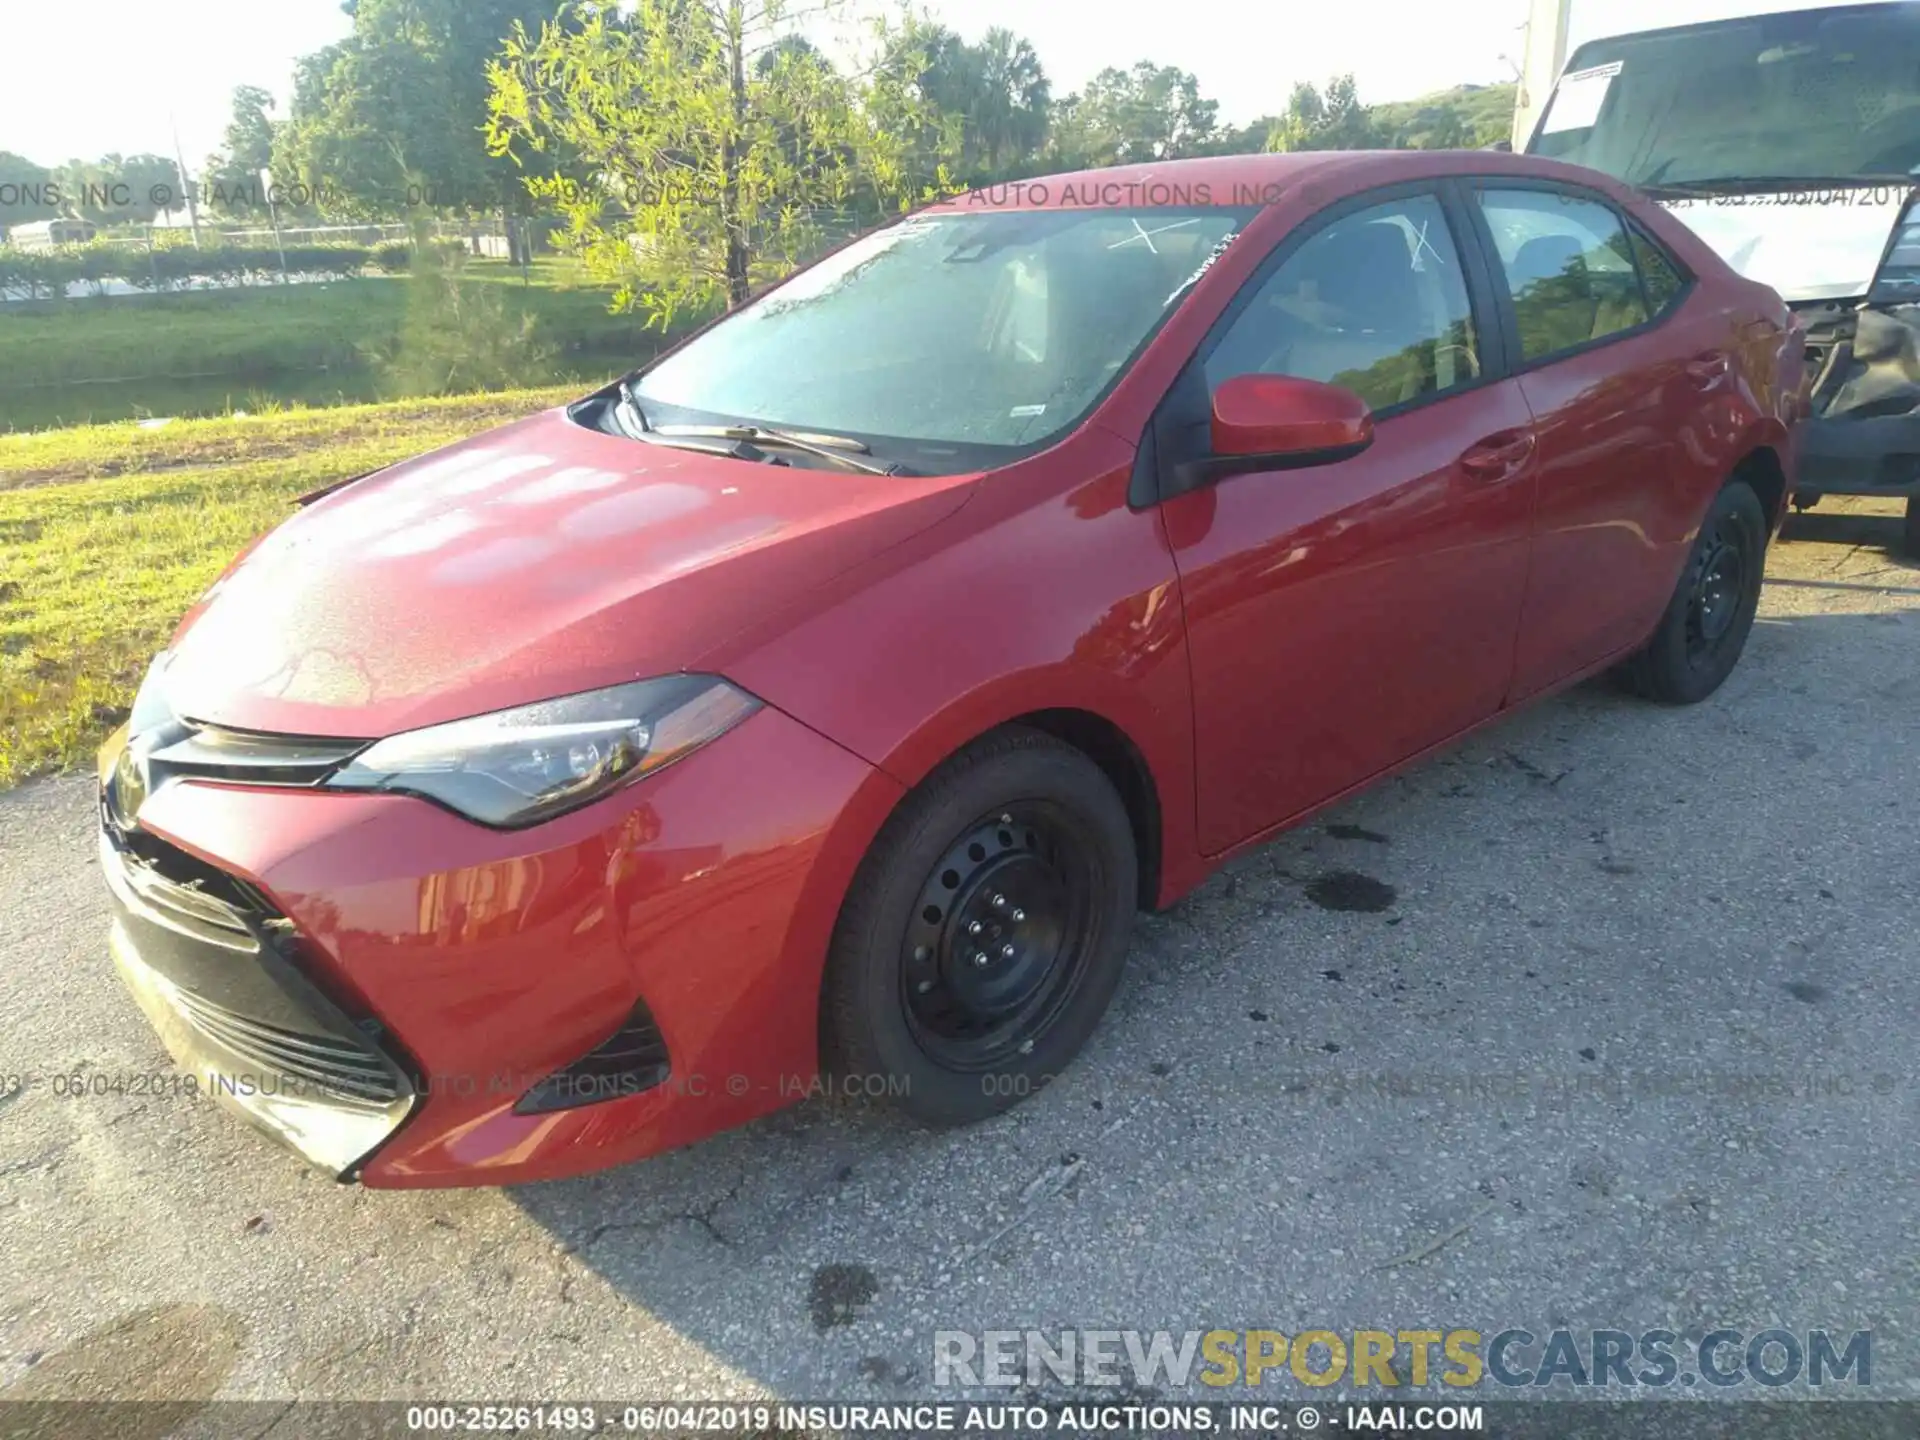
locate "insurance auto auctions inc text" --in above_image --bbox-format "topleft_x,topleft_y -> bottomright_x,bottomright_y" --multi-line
933,1327 -> 1872,1391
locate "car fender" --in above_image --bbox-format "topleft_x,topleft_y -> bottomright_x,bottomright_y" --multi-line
721,428 -> 1209,920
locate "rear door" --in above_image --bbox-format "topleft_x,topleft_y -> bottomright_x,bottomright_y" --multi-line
1154,184 -> 1541,855
1466,182 -> 1727,698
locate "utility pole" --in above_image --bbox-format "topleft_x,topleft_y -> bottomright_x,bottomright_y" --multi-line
260,168 -> 292,285
170,113 -> 204,249
1513,0 -> 1574,150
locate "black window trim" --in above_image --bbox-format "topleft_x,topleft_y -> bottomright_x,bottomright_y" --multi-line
1134,178 -> 1514,507
1461,176 -> 1699,378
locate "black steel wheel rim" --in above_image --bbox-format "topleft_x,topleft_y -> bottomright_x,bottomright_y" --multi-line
1685,513 -> 1751,664
900,802 -> 1103,1071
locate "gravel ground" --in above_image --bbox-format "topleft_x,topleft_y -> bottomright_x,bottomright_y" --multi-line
1,497 -> 1915,1409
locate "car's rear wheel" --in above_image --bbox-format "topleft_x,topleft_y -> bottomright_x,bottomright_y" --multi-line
822,727 -> 1136,1126
1620,480 -> 1767,705
1903,496 -> 1920,558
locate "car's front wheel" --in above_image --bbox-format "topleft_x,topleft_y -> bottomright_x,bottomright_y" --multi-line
822,727 -> 1137,1126
1620,479 -> 1768,704
1904,496 -> 1919,558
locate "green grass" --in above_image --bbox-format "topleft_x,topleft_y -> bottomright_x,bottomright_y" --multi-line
0,261 -> 664,431
0,386 -> 581,787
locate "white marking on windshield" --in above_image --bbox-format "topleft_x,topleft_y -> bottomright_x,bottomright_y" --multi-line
1408,218 -> 1447,271
1165,230 -> 1241,306
1110,217 -> 1202,253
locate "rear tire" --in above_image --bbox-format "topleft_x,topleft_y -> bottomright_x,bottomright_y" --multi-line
1620,480 -> 1767,705
1904,496 -> 1920,558
822,727 -> 1136,1127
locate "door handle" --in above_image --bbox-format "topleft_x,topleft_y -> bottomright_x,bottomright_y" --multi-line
1685,351 -> 1732,388
1459,430 -> 1537,483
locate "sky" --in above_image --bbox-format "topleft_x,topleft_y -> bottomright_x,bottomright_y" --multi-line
11,0 -> 1873,170
0,0 -> 1548,172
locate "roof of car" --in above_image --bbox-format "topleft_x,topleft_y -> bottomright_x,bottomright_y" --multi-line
928,148 -> 1636,214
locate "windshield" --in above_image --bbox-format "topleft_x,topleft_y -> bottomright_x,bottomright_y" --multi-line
1527,3 -> 1920,187
634,207 -> 1256,474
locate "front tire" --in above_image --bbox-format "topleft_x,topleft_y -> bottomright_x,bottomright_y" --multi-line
1904,496 -> 1919,558
822,727 -> 1137,1127
1620,480 -> 1767,705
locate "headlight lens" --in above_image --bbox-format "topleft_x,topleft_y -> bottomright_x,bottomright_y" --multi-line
128,651 -> 176,734
327,676 -> 761,828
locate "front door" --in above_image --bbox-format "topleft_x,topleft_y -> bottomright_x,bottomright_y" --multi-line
1158,189 -> 1540,855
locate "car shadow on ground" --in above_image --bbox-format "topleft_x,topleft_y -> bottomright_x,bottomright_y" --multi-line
503,603 -> 1920,1399
1780,506 -> 1917,568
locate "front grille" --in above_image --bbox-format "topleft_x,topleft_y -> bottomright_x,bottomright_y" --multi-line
172,989 -> 402,1109
113,837 -> 258,950
101,825 -> 413,1120
105,718 -> 366,833
107,723 -> 366,833
150,722 -> 367,786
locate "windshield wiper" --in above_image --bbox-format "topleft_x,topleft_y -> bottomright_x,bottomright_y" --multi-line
653,422 -> 870,453
650,424 -> 916,476
632,431 -> 793,465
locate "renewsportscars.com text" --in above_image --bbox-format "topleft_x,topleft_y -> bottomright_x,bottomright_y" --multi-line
933,1328 -> 1872,1390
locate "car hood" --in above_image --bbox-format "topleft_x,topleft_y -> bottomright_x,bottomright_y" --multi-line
163,407 -> 976,737
1659,188 -> 1907,302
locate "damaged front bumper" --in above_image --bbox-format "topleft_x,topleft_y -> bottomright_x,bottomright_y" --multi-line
1796,299 -> 1920,498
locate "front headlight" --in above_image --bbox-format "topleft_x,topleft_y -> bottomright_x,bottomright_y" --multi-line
326,676 -> 761,828
128,651 -> 176,734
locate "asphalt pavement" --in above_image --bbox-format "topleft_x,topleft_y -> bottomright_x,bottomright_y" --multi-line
1,498 -> 1915,1409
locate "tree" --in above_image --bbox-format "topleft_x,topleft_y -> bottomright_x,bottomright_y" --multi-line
1267,75 -> 1382,153
911,25 -> 1049,179
1201,117 -> 1283,157
1051,62 -> 1218,168
0,152 -> 58,231
55,154 -> 182,226
276,0 -> 562,217
754,32 -> 826,78
486,0 -> 930,325
202,86 -> 280,218
1370,82 -> 1518,150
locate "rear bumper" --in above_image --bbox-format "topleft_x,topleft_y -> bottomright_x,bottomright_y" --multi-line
97,706 -> 901,1187
1797,415 -> 1920,498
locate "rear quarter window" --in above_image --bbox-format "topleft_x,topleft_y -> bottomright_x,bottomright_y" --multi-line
1628,226 -> 1689,316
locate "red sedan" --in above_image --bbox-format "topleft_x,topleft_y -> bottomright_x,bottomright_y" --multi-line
96,150 -> 1802,1186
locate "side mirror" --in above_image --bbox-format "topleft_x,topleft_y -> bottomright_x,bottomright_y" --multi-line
1196,374 -> 1374,485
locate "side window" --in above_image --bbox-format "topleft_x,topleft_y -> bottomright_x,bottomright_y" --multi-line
1202,193 -> 1480,414
1629,227 -> 1687,317
1479,187 -> 1650,361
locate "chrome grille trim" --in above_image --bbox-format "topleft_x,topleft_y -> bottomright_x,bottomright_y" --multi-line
148,722 -> 368,789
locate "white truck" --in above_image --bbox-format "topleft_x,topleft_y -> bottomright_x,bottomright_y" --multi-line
1515,0 -> 1920,552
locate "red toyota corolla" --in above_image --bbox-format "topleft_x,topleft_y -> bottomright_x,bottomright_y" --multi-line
96,150 -> 1802,1187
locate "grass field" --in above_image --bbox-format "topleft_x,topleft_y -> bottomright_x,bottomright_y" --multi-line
0,386 -> 580,787
0,260 -> 666,431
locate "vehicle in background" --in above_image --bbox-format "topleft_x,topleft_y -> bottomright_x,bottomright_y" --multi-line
1519,0 -> 1920,553
6,218 -> 99,250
